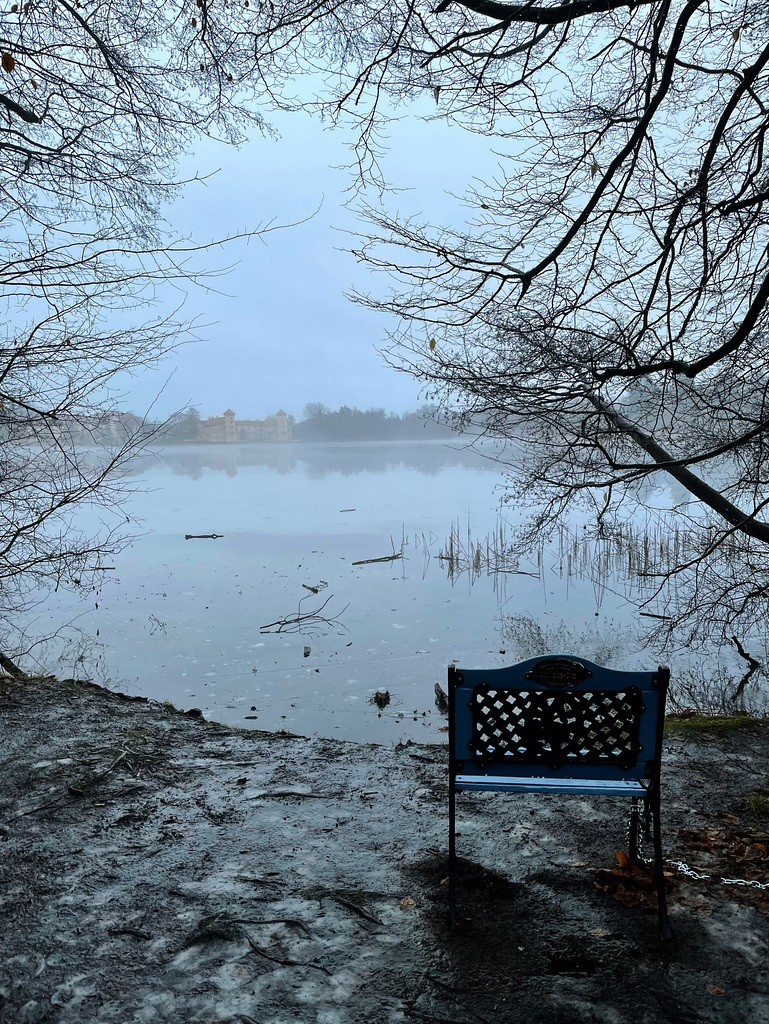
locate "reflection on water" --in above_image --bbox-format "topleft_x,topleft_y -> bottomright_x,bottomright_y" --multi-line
127,439 -> 502,481
25,441 -> 765,741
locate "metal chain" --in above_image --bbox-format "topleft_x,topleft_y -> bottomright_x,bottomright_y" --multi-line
625,800 -> 653,866
667,860 -> 769,890
624,806 -> 769,890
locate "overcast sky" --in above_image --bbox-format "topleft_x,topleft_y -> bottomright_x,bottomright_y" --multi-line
125,101 -> 500,422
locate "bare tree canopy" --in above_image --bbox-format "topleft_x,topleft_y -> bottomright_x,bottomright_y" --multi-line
0,3 -> 272,655
239,0 -> 769,647
5,1 -> 769,656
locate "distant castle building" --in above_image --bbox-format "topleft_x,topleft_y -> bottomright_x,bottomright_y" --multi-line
197,408 -> 291,443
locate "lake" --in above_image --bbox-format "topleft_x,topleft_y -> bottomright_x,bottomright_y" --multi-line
25,441 -> 756,740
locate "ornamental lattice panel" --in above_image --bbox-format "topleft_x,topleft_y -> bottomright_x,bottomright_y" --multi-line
469,687 -> 644,766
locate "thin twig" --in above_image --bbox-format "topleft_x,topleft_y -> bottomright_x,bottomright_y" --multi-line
246,936 -> 331,974
108,926 -> 152,940
233,918 -> 311,936
246,789 -> 336,800
334,897 -> 383,926
260,592 -> 349,634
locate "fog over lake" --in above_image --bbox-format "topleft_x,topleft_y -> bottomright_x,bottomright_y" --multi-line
25,441 -> 753,741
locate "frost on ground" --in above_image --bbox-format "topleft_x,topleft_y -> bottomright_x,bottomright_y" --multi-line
0,676 -> 767,1024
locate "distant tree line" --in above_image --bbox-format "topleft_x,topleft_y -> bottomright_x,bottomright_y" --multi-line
160,403 -> 455,442
292,403 -> 454,441
163,407 -> 202,442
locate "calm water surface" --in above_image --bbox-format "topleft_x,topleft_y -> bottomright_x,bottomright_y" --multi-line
29,441 -> 696,741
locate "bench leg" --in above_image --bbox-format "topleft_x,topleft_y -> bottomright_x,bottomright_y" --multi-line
650,786 -> 672,942
448,779 -> 457,929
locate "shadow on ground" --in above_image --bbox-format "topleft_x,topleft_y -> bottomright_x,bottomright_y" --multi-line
0,676 -> 767,1023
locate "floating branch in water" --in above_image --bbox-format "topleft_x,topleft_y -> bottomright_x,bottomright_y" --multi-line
353,534 -> 405,567
302,580 -> 327,595
352,552 -> 403,566
184,533 -> 223,540
260,590 -> 349,636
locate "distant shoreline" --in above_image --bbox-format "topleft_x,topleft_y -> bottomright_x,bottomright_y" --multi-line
154,435 -> 474,446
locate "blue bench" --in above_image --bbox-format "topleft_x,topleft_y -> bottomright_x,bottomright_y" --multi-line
448,655 -> 672,940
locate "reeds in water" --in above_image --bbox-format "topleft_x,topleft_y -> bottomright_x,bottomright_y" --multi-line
438,516 -> 708,600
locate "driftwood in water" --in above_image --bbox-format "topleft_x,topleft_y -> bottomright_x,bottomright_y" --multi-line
352,553 -> 403,566
184,534 -> 223,540
260,590 -> 348,635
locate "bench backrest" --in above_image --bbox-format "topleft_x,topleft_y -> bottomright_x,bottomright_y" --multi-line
449,656 -> 669,783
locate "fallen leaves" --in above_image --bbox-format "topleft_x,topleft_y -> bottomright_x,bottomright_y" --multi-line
594,852 -> 661,912
615,850 -> 632,870
676,824 -> 769,886
596,821 -> 769,918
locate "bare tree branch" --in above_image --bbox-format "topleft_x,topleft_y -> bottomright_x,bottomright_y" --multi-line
0,2 -> 280,661
236,0 -> 769,645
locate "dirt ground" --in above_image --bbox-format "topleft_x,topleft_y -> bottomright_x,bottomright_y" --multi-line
1,676 -> 767,1024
